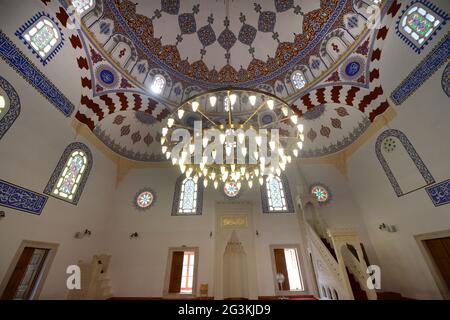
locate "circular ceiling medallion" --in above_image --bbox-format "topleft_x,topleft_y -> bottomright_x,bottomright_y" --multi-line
134,188 -> 156,210
341,56 -> 365,80
310,183 -> 332,205
96,65 -> 119,88
383,137 -> 397,153
224,180 -> 241,198
442,62 -> 450,98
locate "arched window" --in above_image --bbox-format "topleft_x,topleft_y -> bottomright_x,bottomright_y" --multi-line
172,175 -> 203,215
291,71 -> 306,90
375,129 -> 434,197
396,2 -> 448,53
44,142 -> 93,205
261,174 -> 294,213
72,0 -> 96,15
16,13 -> 64,65
0,76 -> 21,140
151,75 -> 166,94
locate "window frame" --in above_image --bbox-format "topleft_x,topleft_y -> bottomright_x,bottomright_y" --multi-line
395,1 -> 448,54
163,247 -> 199,299
171,175 -> 204,216
291,70 -> 307,90
151,74 -> 166,95
15,12 -> 64,65
260,174 -> 295,214
44,142 -> 93,205
269,244 -> 307,296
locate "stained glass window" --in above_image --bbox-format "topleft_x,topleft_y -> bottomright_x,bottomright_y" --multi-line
224,180 -> 240,198
151,75 -> 166,94
266,176 -> 287,211
44,143 -> 93,205
179,178 -> 198,214
52,150 -> 87,201
311,185 -> 330,203
291,71 -> 306,90
0,95 -> 5,116
397,3 -> 445,53
23,17 -> 61,59
135,189 -> 156,210
72,0 -> 95,15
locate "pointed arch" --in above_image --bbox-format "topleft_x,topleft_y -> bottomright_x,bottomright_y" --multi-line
375,129 -> 434,196
44,142 -> 93,204
260,174 -> 294,213
171,175 -> 204,215
0,76 -> 20,140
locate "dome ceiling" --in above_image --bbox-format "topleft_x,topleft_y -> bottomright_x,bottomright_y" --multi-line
68,0 -> 393,163
88,0 -> 360,88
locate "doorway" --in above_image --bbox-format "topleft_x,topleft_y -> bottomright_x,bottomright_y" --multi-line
416,231 -> 450,299
0,241 -> 58,300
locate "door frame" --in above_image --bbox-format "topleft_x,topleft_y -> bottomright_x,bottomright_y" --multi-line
415,230 -> 450,300
0,240 -> 59,300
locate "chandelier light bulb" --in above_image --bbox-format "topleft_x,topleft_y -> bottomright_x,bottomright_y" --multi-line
214,180 -> 218,189
237,181 -> 241,189
203,179 -> 208,188
254,168 -> 260,177
287,156 -> 292,163
212,150 -> 217,159
297,141 -> 303,150
160,137 -> 166,145
186,168 -> 193,178
249,95 -> 257,106
162,146 -> 168,154
189,144 -> 195,154
211,172 -> 216,180
290,115 -> 298,124
172,157 -> 178,165
255,135 -> 262,146
162,127 -> 168,137
177,109 -> 185,119
200,162 -> 205,170
241,167 -> 246,175
226,145 -> 232,156
259,177 -> 264,185
253,151 -> 259,161
248,180 -> 253,189
238,132 -> 245,144
269,141 -> 276,151
280,162 -> 286,171
300,133 -> 305,142
297,124 -> 304,133
267,99 -> 274,110
209,96 -> 217,107
293,149 -> 299,157
180,164 -> 186,173
230,94 -> 237,106
220,166 -> 226,174
241,147 -> 247,157
192,101 -> 199,112
203,168 -> 208,176
166,152 -> 171,159
231,164 -> 236,172
219,134 -> 226,144
167,118 -> 175,128
282,106 -> 289,116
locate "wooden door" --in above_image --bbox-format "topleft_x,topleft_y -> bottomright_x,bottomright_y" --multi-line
424,237 -> 450,290
1,247 -> 49,300
273,249 -> 290,291
168,251 -> 184,293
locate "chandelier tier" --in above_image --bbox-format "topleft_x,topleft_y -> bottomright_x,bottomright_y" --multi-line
160,88 -> 305,189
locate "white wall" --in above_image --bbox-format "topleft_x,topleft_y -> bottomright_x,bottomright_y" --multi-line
0,66 -> 117,299
104,165 -> 315,298
344,13 -> 450,298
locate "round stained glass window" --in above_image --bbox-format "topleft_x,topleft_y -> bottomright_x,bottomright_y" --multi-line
311,185 -> 330,204
224,180 -> 240,198
134,189 -> 156,210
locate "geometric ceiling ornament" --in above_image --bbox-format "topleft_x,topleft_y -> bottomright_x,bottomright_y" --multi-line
310,183 -> 332,206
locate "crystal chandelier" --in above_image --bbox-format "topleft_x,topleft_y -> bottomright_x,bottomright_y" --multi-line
160,88 -> 305,189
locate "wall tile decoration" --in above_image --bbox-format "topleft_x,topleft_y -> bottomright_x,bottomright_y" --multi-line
391,32 -> 450,105
0,76 -> 21,140
0,31 -> 74,116
426,179 -> 450,206
0,179 -> 48,215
